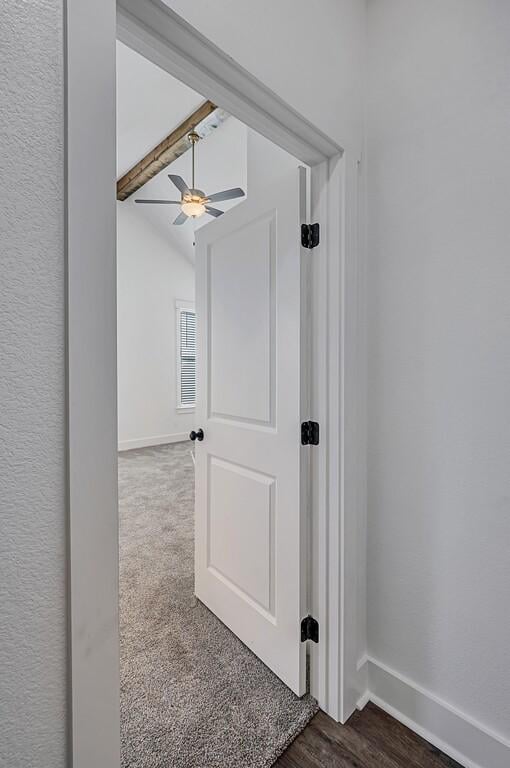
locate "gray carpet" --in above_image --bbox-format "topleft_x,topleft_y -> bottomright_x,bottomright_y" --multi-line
119,442 -> 318,768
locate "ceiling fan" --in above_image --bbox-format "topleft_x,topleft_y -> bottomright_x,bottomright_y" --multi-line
134,130 -> 245,224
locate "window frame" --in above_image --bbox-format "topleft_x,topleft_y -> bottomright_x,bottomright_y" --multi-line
175,299 -> 196,412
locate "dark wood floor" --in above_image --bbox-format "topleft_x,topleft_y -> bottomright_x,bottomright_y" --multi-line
275,702 -> 463,768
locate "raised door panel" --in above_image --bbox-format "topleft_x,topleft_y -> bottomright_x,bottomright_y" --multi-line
208,456 -> 275,617
208,212 -> 276,427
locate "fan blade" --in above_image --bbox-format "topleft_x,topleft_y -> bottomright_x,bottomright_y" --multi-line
205,206 -> 224,218
173,211 -> 188,225
168,174 -> 190,196
134,199 -> 181,204
206,187 -> 245,203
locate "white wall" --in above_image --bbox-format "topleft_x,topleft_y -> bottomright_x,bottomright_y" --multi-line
366,0 -> 510,762
117,204 -> 195,449
163,0 -> 365,155
0,1 -> 67,765
246,129 -> 301,193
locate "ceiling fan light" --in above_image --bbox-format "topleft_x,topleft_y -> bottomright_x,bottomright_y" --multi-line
181,199 -> 206,218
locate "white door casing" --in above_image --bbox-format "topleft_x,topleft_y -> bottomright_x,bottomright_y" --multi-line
69,4 -> 355,761
194,167 -> 308,695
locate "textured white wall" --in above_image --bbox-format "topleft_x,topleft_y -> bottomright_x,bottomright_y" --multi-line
367,0 -> 510,740
0,1 -> 67,766
117,205 -> 196,447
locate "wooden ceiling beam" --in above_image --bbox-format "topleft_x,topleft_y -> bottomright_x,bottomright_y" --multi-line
117,100 -> 225,201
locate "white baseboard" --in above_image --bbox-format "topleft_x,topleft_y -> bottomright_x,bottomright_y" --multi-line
118,432 -> 189,451
356,688 -> 370,711
355,653 -> 369,710
355,657 -> 510,768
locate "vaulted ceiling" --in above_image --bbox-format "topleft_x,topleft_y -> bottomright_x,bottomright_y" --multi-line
116,41 -> 205,178
116,41 -> 247,262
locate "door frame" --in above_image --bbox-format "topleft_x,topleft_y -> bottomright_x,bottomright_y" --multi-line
66,0 -> 366,765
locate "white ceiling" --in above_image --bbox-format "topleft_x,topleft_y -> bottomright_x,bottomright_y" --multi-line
116,41 -> 205,177
116,41 -> 247,262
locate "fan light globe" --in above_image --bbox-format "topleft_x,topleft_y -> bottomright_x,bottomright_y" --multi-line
181,199 -> 206,218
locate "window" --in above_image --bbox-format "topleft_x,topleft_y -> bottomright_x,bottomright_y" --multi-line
176,301 -> 196,409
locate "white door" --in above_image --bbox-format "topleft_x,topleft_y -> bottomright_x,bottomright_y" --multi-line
194,166 -> 309,696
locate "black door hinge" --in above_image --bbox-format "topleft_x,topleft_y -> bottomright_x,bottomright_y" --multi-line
301,615 -> 319,643
301,420 -> 319,446
301,222 -> 320,249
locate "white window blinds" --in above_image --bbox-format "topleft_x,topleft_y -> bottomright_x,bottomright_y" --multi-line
178,307 -> 196,407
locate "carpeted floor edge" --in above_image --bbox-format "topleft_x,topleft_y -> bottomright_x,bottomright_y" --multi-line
265,699 -> 319,766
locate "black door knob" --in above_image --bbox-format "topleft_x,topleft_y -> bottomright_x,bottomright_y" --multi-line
189,428 -> 204,442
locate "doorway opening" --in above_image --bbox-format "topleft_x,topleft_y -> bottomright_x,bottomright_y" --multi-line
66,4 -> 354,765
116,39 -> 317,767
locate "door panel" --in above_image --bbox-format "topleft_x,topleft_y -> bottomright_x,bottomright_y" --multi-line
208,457 -> 275,616
195,167 -> 307,695
209,212 -> 276,426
